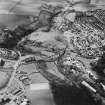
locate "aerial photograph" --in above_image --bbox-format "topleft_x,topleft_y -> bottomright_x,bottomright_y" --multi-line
0,0 -> 105,105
